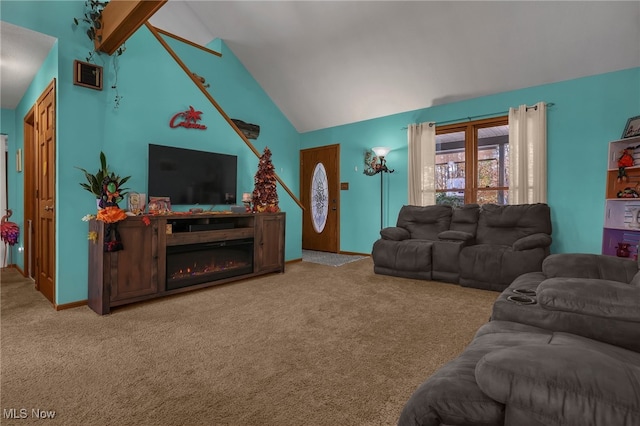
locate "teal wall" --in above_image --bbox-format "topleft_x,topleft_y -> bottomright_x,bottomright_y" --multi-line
1,109 -> 16,135
301,67 -> 640,255
3,1 -> 639,305
2,1 -> 301,304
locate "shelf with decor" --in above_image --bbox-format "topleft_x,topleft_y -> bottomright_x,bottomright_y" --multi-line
602,135 -> 640,257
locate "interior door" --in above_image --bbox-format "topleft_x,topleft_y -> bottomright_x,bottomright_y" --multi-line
24,107 -> 36,279
301,144 -> 339,252
36,79 -> 56,305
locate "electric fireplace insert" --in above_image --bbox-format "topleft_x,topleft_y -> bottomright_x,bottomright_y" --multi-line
166,238 -> 254,290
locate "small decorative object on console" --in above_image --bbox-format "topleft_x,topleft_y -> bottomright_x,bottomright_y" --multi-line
148,196 -> 171,214
96,174 -> 128,252
127,192 -> 146,215
242,192 -> 252,212
252,147 -> 280,213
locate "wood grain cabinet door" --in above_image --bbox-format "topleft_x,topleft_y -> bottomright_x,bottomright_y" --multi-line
254,213 -> 285,273
108,219 -> 159,302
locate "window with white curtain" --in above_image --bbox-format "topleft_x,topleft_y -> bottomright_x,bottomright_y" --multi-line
408,103 -> 547,206
435,116 -> 509,206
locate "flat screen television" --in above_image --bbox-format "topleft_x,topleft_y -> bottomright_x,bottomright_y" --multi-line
148,144 -> 237,205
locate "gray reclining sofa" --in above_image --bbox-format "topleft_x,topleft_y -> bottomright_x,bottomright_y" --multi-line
372,203 -> 552,291
398,253 -> 640,426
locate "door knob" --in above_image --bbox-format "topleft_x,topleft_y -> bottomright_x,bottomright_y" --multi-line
44,205 -> 53,211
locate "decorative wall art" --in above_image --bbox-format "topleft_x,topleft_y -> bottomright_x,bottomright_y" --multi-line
231,119 -> 260,139
622,115 -> 640,139
73,59 -> 103,90
169,106 -> 207,130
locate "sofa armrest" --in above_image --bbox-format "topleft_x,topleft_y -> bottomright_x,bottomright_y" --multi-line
437,230 -> 474,242
542,253 -> 638,282
512,233 -> 551,251
380,226 -> 410,241
538,277 -> 640,322
476,344 -> 640,426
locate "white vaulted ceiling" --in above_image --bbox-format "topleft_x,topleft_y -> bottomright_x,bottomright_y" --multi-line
147,1 -> 640,132
2,2 -> 640,133
0,21 -> 56,110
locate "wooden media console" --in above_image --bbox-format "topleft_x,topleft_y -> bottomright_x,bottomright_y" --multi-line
87,212 -> 285,314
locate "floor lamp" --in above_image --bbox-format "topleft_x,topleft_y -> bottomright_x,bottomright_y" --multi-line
368,147 -> 394,229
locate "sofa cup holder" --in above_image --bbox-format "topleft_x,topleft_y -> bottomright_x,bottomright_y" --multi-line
512,288 -> 537,296
507,295 -> 537,305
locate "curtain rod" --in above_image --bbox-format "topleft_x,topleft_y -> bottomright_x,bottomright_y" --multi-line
402,102 -> 555,130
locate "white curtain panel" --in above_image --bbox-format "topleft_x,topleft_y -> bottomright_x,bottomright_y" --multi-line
508,102 -> 547,204
407,122 -> 436,206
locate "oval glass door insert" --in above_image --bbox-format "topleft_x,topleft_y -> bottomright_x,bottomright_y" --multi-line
311,162 -> 329,233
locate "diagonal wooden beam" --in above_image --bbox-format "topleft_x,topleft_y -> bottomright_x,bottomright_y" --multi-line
144,22 -> 304,210
153,27 -> 222,57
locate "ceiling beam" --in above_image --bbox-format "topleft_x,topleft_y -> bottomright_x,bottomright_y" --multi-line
96,0 -> 167,55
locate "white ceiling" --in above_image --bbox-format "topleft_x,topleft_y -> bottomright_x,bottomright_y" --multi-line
2,1 -> 640,133
0,21 -> 56,110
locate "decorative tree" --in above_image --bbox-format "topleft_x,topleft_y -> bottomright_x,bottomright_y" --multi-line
252,147 -> 280,213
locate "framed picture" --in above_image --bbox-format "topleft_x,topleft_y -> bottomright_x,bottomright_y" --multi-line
148,196 -> 171,214
622,115 -> 640,139
73,59 -> 103,90
127,192 -> 146,215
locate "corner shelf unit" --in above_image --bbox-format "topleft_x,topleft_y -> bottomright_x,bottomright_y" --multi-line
602,135 -> 640,256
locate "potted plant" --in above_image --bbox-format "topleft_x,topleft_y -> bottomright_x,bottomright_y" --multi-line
76,151 -> 130,208
73,0 -> 126,108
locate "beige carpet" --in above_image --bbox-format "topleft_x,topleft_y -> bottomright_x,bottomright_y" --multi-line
0,259 -> 497,426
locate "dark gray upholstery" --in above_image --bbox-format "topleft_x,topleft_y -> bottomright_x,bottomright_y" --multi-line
400,320 -> 640,426
398,253 -> 640,426
397,205 -> 453,240
373,205 -> 456,281
397,321 -> 547,426
459,203 -> 552,290
372,203 -> 552,291
492,253 -> 640,351
476,329 -> 640,426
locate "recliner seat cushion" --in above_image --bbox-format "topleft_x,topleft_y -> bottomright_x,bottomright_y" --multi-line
398,321 -> 554,426
459,245 -> 547,291
371,239 -> 432,272
476,332 -> 640,426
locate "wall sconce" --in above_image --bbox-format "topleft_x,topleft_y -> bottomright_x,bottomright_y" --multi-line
16,149 -> 22,173
364,147 -> 394,229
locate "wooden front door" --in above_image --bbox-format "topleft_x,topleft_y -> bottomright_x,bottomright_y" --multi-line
35,79 -> 56,304
300,144 -> 339,252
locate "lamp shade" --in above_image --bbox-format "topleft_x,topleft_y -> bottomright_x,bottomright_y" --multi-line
372,147 -> 390,157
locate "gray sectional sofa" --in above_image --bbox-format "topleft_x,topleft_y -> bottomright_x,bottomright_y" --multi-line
398,253 -> 640,426
372,203 -> 552,291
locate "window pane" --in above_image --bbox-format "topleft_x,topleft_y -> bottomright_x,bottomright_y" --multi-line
477,189 -> 509,205
435,131 -> 465,205
477,125 -> 509,204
